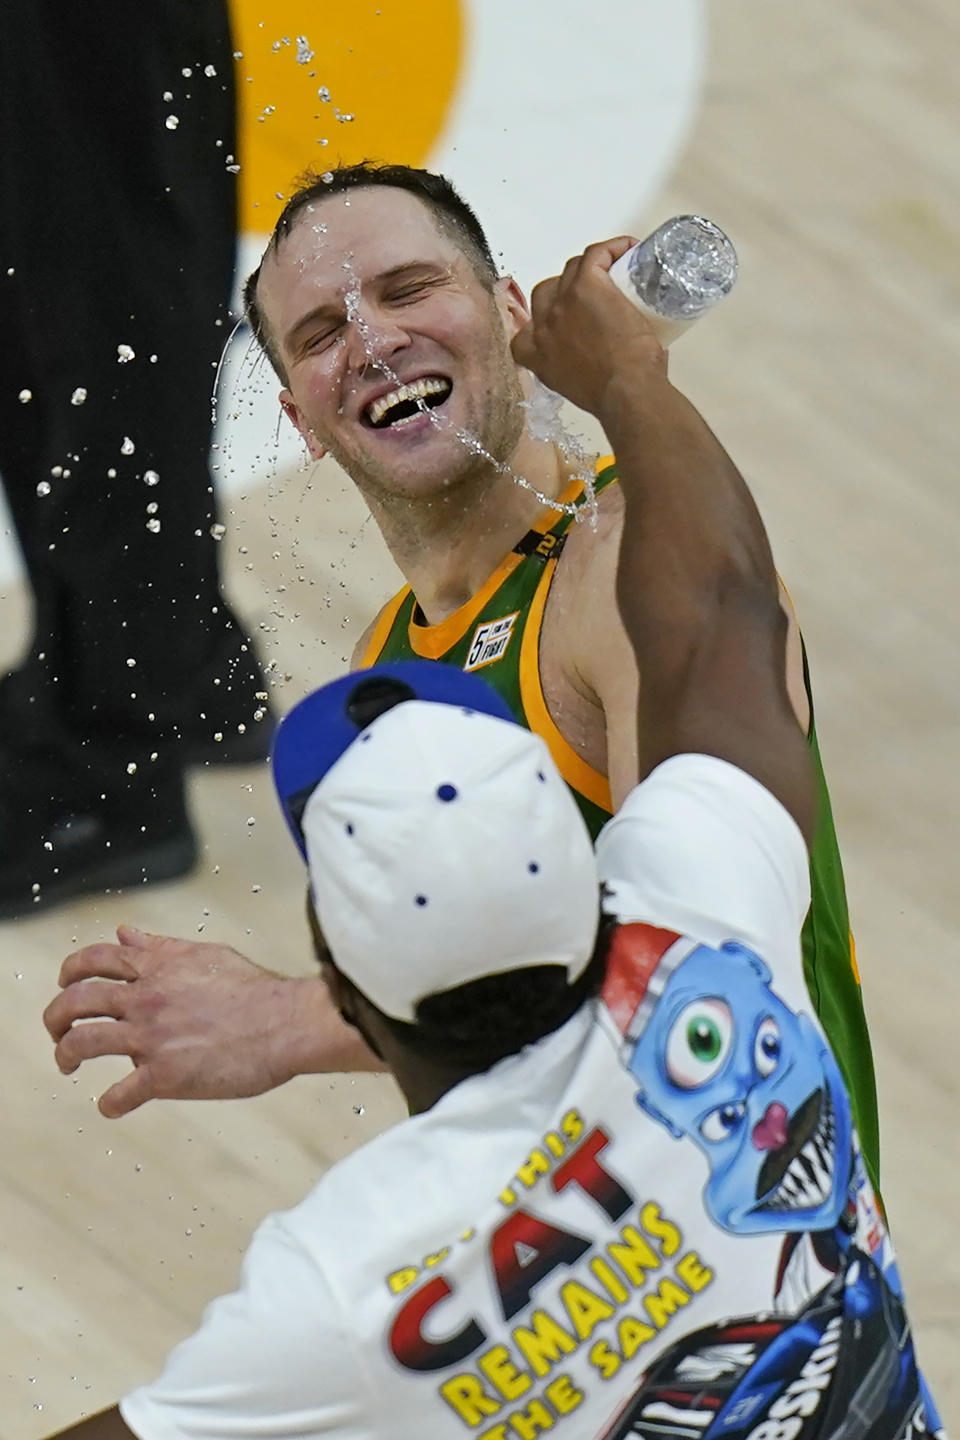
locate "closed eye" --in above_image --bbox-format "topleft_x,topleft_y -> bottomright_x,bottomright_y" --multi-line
387,278 -> 444,304
304,323 -> 344,353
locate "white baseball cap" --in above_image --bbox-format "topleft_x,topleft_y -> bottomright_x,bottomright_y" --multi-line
271,662 -> 600,1022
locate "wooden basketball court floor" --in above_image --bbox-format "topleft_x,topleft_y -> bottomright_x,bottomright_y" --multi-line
0,1 -> 956,1433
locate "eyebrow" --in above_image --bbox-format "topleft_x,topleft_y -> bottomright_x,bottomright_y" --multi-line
282,261 -> 447,354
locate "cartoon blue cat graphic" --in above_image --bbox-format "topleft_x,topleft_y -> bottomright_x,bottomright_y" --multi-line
603,927 -> 943,1439
623,938 -> 852,1235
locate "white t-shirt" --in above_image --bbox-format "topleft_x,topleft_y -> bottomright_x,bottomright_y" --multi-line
121,756 -> 936,1440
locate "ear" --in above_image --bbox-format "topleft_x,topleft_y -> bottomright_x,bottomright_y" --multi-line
494,275 -> 531,340
720,939 -> 772,985
280,388 -> 327,460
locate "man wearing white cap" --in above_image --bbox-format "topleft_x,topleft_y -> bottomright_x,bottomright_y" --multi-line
49,243 -> 940,1440
45,166 -> 880,1195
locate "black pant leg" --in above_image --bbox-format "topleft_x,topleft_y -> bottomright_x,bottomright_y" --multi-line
0,0 -> 261,812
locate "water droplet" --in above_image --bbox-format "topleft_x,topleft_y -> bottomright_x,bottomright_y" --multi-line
135,1163 -> 143,1172
165,115 -> 180,130
210,522 -> 226,540
117,344 -> 135,363
295,36 -> 314,63
36,480 -> 51,497
251,883 -> 261,893
146,518 -> 161,533
146,501 -> 159,514
321,170 -> 334,184
18,388 -> 32,403
181,66 -> 193,77
126,762 -> 138,775
353,1104 -> 365,1116
204,63 -> 217,77
70,387 -> 87,405
126,657 -> 136,667
162,90 -> 174,101
246,816 -> 256,826
121,436 -> 135,455
143,469 -> 160,486
317,86 -> 331,102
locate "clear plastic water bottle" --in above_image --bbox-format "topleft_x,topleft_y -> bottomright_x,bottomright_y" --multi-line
607,214 -> 738,346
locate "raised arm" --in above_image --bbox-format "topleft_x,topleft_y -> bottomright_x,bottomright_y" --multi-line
512,239 -> 815,842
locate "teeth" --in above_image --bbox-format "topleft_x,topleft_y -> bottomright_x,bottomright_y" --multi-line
755,1089 -> 841,1216
367,377 -> 449,426
773,1148 -> 830,1210
802,1141 -> 830,1190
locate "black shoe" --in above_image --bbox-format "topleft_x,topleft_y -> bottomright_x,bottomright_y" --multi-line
0,811 -> 198,921
0,749 -> 197,921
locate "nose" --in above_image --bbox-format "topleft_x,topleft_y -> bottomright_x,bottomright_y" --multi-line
345,305 -> 411,375
751,1102 -> 790,1151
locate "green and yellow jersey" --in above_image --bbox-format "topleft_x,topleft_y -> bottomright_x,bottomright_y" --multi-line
361,459 -> 881,1191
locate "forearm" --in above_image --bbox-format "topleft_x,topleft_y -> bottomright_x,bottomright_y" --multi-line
599,372 -> 780,645
281,976 -> 386,1076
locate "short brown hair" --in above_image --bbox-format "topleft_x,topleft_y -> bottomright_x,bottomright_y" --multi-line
243,161 -> 499,380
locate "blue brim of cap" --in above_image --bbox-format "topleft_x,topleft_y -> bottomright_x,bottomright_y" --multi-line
271,659 -> 517,857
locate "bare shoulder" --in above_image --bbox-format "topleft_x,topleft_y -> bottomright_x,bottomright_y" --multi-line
539,477 -> 640,805
561,479 -> 625,572
549,479 -> 626,629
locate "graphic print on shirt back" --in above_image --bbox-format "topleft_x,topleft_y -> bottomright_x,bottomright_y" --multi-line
380,922 -> 940,1440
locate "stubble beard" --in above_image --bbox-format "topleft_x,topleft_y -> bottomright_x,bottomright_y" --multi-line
321,340 -> 528,516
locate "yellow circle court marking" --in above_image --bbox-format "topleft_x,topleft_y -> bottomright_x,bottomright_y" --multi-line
230,0 -> 465,233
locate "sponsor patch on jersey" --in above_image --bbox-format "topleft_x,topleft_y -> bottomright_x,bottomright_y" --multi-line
464,611 -> 519,672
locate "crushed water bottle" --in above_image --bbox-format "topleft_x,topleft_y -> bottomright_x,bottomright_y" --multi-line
525,216 -> 737,447
608,214 -> 738,346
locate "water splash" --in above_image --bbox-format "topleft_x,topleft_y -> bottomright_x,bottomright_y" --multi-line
337,254 -> 596,520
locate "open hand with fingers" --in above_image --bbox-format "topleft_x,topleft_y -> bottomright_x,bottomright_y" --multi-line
43,925 -> 377,1117
511,236 -> 668,419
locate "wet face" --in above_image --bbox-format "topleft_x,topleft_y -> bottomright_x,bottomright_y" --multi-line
256,187 -> 529,504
